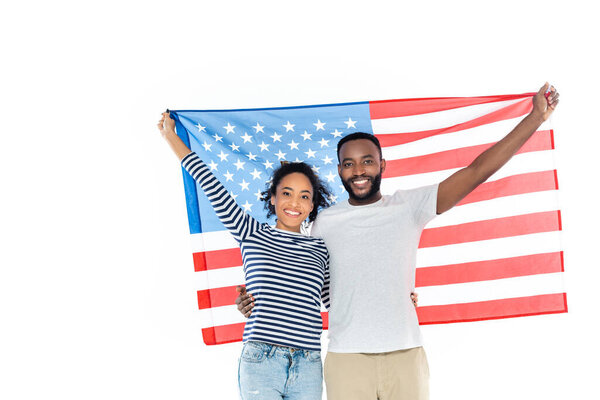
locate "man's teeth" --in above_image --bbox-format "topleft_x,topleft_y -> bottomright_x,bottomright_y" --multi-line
354,179 -> 368,184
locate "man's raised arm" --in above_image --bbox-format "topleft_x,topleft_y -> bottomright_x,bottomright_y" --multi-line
436,83 -> 559,215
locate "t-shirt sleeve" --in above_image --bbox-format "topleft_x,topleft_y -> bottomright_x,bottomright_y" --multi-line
403,183 -> 439,228
309,217 -> 323,239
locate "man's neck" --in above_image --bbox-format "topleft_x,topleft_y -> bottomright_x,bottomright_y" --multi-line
348,191 -> 383,206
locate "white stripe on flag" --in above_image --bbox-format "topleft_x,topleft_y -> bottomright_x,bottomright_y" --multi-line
416,230 -> 562,268
381,117 -> 552,160
381,149 -> 556,191
195,266 -> 244,291
417,272 -> 565,307
190,230 -> 239,253
372,98 -> 526,134
426,190 -> 560,229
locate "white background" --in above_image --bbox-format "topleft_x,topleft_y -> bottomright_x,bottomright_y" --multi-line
1,1 -> 598,399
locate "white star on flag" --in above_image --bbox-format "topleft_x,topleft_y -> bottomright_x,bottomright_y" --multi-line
287,140 -> 299,150
313,120 -> 326,131
229,142 -> 240,152
234,159 -> 246,170
207,160 -> 218,171
213,133 -> 223,142
274,150 -> 286,160
270,132 -> 282,142
250,169 -> 262,180
331,129 -> 343,138
196,123 -> 206,132
344,117 -> 357,129
263,160 -> 274,169
239,179 -> 250,191
253,123 -> 265,133
202,141 -> 212,152
325,171 -> 336,182
217,151 -> 229,162
258,142 -> 270,152
283,121 -> 295,132
241,201 -> 253,212
254,189 -> 263,201
304,148 -> 316,158
240,132 -> 253,143
322,155 -> 333,164
301,131 -> 312,141
318,138 -> 329,148
224,171 -> 234,182
223,123 -> 235,134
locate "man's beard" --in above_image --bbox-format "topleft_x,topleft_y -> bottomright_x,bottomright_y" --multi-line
342,171 -> 383,202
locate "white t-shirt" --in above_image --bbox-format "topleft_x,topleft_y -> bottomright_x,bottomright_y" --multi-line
311,184 -> 438,353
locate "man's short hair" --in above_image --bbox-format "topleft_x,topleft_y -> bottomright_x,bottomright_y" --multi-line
336,132 -> 382,162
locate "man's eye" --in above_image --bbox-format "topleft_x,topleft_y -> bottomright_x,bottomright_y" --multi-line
282,192 -> 290,196
344,163 -> 353,168
364,160 -> 373,165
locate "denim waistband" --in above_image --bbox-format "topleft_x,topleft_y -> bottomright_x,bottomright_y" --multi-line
245,340 -> 320,358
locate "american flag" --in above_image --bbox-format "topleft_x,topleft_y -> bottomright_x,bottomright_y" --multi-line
170,93 -> 567,346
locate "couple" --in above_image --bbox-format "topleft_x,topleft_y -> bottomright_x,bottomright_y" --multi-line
158,83 -> 559,400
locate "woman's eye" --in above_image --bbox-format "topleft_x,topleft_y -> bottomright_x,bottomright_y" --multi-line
282,192 -> 290,196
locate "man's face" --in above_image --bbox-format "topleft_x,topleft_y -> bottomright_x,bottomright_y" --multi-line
338,139 -> 386,205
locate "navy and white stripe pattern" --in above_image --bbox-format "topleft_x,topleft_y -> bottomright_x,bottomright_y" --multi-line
182,152 -> 329,351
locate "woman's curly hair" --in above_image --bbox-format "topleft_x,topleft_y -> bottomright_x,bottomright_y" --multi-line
261,162 -> 332,223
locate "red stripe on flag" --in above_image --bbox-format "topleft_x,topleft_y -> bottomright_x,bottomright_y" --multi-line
376,98 -> 533,147
201,313 -> 330,345
383,130 -> 552,178
198,285 -> 241,309
369,93 -> 533,119
193,248 -> 242,272
417,293 -> 567,324
416,252 -> 564,287
202,323 -> 245,346
419,211 -> 561,248
457,170 -> 558,206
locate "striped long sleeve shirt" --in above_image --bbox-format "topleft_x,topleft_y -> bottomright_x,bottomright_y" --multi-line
182,152 -> 330,351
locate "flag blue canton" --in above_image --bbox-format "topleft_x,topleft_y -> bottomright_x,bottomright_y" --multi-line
172,102 -> 373,233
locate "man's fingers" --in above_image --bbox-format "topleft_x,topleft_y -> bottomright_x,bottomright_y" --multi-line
236,285 -> 247,295
242,304 -> 254,314
235,294 -> 251,307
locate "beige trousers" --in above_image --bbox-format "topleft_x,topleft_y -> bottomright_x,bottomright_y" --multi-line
324,347 -> 429,400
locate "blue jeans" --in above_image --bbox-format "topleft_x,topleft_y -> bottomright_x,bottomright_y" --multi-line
238,341 -> 323,400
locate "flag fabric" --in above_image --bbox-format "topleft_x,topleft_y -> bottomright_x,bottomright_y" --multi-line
170,93 -> 567,346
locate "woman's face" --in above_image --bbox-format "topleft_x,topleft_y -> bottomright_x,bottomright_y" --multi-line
270,172 -> 314,232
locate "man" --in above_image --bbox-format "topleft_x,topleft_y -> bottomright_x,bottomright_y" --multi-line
237,84 -> 559,399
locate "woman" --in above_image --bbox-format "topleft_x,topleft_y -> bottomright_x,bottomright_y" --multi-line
158,111 -> 331,400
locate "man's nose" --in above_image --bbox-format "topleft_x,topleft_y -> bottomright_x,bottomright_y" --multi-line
353,163 -> 366,176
